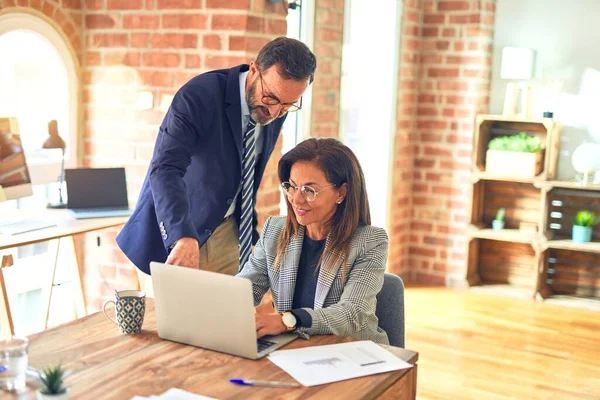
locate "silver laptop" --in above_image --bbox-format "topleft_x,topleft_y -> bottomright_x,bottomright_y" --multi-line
150,262 -> 297,359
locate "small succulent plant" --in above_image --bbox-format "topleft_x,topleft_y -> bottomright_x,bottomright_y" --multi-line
574,210 -> 598,227
39,364 -> 67,395
495,207 -> 505,222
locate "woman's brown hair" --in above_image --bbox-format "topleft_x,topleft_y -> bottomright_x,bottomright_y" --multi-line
274,138 -> 371,278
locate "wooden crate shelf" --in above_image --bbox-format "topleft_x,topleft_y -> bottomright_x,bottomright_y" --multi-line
467,239 -> 537,294
472,114 -> 561,180
544,188 -> 600,242
471,180 -> 541,230
537,248 -> 600,300
467,226 -> 538,244
545,240 -> 600,254
467,114 -> 600,307
472,171 -> 539,184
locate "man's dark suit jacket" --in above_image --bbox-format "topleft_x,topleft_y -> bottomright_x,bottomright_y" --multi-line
116,64 -> 285,274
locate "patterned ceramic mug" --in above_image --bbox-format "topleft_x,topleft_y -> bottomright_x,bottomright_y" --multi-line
102,290 -> 146,334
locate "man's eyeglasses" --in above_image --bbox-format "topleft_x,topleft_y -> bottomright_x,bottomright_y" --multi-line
281,182 -> 336,202
258,70 -> 302,113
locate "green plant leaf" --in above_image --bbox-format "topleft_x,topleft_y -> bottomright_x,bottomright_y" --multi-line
40,363 -> 67,395
488,132 -> 542,153
574,210 -> 598,227
495,207 -> 505,221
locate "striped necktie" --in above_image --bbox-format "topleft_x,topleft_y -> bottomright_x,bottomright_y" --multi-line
239,117 -> 256,270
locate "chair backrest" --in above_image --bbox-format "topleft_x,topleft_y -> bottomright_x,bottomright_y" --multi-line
375,273 -> 405,348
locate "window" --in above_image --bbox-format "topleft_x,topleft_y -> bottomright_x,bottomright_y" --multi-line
0,12 -> 79,336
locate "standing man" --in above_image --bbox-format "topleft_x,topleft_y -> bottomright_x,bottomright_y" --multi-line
117,37 -> 316,292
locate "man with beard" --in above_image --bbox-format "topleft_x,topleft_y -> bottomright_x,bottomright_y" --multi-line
117,37 -> 316,293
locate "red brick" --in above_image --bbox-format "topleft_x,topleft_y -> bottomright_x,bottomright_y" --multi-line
61,0 -> 81,7
206,0 -> 248,9
85,0 -> 104,9
424,146 -> 452,157
428,68 -> 459,78
211,14 -> 246,30
157,0 -> 200,8
410,247 -> 437,258
266,18 -> 286,35
107,0 -> 143,9
42,2 -> 56,18
86,52 -> 101,66
247,16 -> 264,32
85,14 -> 115,29
424,14 -> 445,24
93,33 -> 128,48
143,52 -> 181,68
443,28 -> 456,37
151,34 -> 197,49
203,34 -> 222,50
422,27 -> 438,37
173,72 -> 197,87
131,33 -> 150,48
104,52 -> 141,66
204,55 -> 247,70
438,1 -> 470,11
185,54 -> 201,69
123,15 -> 159,29
162,14 -> 207,29
450,14 -> 481,24
139,70 -> 173,87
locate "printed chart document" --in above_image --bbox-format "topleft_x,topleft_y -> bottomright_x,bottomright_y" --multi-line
131,388 -> 217,400
267,340 -> 412,386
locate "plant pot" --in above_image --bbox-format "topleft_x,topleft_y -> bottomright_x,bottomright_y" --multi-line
37,389 -> 69,400
492,220 -> 505,231
572,225 -> 592,243
485,149 -> 544,177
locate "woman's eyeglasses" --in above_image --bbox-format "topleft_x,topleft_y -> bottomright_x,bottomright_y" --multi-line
281,182 -> 336,202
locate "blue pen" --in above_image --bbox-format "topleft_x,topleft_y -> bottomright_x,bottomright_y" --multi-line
229,378 -> 300,388
0,366 -> 6,373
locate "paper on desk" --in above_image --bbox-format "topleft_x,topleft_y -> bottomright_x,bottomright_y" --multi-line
131,388 -> 217,400
267,340 -> 412,387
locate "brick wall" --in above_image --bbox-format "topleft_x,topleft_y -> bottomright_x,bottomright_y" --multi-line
310,0 -> 344,138
1,0 -> 288,311
80,0 -> 288,310
387,0 -> 422,280
391,0 -> 496,285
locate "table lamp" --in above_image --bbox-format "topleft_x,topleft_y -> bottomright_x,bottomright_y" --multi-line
572,142 -> 600,185
43,120 -> 67,208
500,47 -> 535,118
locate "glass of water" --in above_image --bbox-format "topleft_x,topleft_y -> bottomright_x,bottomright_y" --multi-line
0,336 -> 29,392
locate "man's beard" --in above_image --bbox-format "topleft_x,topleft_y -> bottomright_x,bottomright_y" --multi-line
246,79 -> 277,125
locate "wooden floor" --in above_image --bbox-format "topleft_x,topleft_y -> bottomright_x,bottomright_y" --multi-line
405,287 -> 600,400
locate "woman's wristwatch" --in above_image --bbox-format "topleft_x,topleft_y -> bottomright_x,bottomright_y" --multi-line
281,312 -> 297,331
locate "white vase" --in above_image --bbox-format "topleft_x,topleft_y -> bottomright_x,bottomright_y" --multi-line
37,389 -> 69,400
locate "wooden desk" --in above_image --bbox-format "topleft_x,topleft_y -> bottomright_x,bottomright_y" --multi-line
0,209 -> 128,339
16,300 -> 418,399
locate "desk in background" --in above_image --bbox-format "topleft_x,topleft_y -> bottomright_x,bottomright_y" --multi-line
17,299 -> 418,399
0,209 -> 128,339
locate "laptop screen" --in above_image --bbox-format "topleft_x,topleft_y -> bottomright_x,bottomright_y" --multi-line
65,168 -> 129,209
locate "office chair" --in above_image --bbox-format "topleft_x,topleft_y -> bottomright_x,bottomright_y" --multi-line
376,272 -> 405,348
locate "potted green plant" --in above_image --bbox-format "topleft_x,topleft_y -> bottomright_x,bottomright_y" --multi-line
572,210 -> 598,243
486,132 -> 544,177
492,207 -> 505,231
37,364 -> 68,400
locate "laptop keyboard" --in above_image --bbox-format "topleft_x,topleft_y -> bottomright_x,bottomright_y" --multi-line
257,338 -> 277,353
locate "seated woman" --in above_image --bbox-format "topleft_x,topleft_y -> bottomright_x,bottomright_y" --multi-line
237,138 -> 389,345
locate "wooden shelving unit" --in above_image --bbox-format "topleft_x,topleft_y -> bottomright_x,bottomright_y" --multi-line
466,114 -> 600,305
